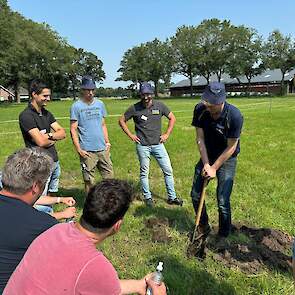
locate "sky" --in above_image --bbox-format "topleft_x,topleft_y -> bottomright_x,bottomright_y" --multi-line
8,0 -> 295,88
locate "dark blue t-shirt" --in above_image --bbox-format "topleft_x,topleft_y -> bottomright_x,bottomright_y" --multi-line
0,194 -> 57,293
191,102 -> 243,162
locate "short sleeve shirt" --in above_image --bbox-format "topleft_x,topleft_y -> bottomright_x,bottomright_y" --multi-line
4,223 -> 121,295
70,99 -> 107,151
124,100 -> 171,146
0,194 -> 57,293
19,104 -> 58,161
192,102 -> 243,162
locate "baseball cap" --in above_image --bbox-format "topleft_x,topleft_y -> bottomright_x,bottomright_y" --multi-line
201,81 -> 226,105
81,76 -> 96,90
140,82 -> 154,94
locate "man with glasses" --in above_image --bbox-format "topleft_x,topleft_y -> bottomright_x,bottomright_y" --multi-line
70,76 -> 113,193
191,82 -> 243,240
119,82 -> 182,207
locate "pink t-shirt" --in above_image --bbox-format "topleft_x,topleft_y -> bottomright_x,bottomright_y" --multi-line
4,223 -> 121,295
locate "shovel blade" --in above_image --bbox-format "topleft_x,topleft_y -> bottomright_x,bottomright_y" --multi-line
187,237 -> 207,260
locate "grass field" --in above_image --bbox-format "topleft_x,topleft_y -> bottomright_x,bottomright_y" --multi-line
0,97 -> 294,294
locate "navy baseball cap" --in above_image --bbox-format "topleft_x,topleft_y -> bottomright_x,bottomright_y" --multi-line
81,76 -> 96,90
140,82 -> 154,94
202,81 -> 226,105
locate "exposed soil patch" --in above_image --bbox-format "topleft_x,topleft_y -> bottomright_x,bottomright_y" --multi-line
205,224 -> 293,274
145,217 -> 171,243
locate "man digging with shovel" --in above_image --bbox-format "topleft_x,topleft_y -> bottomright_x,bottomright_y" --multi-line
188,82 -> 243,258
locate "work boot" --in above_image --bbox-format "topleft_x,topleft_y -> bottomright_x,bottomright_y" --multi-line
167,196 -> 183,206
214,235 -> 230,251
144,198 -> 154,208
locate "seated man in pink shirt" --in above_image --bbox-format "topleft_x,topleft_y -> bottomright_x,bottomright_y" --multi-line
4,179 -> 166,295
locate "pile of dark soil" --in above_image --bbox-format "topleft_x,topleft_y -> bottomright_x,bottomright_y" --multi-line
206,224 -> 293,274
145,217 -> 171,243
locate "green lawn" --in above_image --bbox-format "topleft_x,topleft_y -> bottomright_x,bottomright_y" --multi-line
0,97 -> 294,294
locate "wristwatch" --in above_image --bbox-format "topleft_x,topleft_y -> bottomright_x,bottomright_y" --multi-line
48,133 -> 54,140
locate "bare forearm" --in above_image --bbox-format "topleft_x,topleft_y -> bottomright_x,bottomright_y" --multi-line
165,117 -> 175,136
35,196 -> 59,205
70,128 -> 82,152
119,279 -> 144,295
51,128 -> 66,140
197,139 -> 209,166
37,134 -> 55,147
102,124 -> 110,143
212,145 -> 236,170
119,118 -> 133,138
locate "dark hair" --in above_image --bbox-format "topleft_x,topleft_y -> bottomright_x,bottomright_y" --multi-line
29,79 -> 49,97
80,179 -> 133,233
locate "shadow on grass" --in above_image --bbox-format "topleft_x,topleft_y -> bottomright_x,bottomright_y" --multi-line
149,255 -> 236,295
133,205 -> 194,234
58,187 -> 86,209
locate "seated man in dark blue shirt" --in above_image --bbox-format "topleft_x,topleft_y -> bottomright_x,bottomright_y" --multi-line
0,147 -> 58,293
191,82 -> 243,239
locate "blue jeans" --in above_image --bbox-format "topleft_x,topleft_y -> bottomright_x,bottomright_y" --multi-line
136,143 -> 177,200
191,157 -> 237,237
42,161 -> 61,195
37,161 -> 61,214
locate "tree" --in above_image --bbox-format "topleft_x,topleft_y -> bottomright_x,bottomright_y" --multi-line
65,48 -> 105,99
171,25 -> 201,97
117,45 -> 148,89
143,39 -> 175,96
117,39 -> 174,96
0,1 -> 105,102
227,25 -> 263,92
263,30 -> 295,95
196,19 -> 234,83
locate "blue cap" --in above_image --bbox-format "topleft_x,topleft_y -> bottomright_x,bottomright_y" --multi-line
140,82 -> 154,94
81,76 -> 96,90
201,81 -> 226,105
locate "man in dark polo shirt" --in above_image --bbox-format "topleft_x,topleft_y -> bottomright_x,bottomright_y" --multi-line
191,82 -> 243,239
19,79 -> 66,212
119,82 -> 182,207
0,148 -> 58,293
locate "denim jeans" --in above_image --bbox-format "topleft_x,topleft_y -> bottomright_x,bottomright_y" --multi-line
42,161 -> 61,196
136,143 -> 177,200
38,161 -> 61,214
191,157 -> 237,237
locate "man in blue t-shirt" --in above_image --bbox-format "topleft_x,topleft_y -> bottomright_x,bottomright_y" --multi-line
191,82 -> 243,239
70,76 -> 113,193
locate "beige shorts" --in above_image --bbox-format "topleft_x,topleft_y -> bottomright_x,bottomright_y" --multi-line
80,150 -> 114,185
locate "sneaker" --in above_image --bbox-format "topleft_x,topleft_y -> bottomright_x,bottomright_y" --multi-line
144,198 -> 154,207
167,197 -> 183,206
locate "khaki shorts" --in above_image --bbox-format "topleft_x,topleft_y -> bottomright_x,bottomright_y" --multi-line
80,150 -> 114,185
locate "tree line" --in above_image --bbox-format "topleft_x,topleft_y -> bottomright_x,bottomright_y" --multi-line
117,19 -> 295,96
0,0 -> 105,102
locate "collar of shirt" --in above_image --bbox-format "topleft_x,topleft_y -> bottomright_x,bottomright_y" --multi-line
28,103 -> 45,116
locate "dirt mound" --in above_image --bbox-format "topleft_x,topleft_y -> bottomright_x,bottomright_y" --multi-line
145,217 -> 171,243
206,224 -> 293,274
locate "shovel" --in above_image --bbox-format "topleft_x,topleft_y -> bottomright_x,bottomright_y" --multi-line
187,178 -> 210,259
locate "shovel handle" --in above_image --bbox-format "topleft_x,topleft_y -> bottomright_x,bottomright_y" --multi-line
195,178 -> 208,226
193,178 -> 208,239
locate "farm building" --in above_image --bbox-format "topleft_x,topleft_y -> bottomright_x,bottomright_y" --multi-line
0,85 -> 14,102
170,69 -> 295,97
